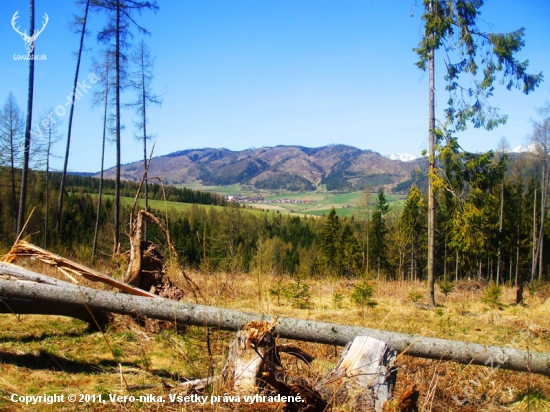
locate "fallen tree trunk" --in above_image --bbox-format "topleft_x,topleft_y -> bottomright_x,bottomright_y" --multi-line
1,297 -> 109,326
0,277 -> 548,377
2,245 -> 159,298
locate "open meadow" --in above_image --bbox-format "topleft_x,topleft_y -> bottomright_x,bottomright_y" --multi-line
178,183 -> 406,217
1,258 -> 549,411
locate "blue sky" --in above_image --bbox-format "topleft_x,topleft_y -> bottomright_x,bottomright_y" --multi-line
1,1 -> 549,173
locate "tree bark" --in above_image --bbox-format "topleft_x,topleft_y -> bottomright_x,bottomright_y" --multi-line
531,187 -> 537,282
427,0 -> 436,307
496,180 -> 504,285
114,1 -> 121,253
0,275 -> 548,377
539,162 -> 549,280
92,56 -> 109,260
16,0 -> 35,238
56,0 -> 90,237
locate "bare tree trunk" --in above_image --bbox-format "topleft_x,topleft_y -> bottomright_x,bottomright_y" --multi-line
516,235 -> 521,288
539,163 -> 548,280
56,0 -> 90,237
532,187 -> 537,281
1,275 -> 548,377
510,251 -> 513,284
443,236 -> 447,279
10,133 -> 18,239
141,66 -> 148,241
427,0 -> 436,306
410,247 -> 413,282
92,56 -> 109,261
16,0 -> 35,237
496,181 -> 504,285
114,2 -> 121,254
44,127 -> 52,249
478,260 -> 481,280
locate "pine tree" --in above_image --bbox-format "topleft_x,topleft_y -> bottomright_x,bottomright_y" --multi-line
401,185 -> 423,281
370,188 -> 390,278
321,207 -> 341,274
415,0 -> 543,305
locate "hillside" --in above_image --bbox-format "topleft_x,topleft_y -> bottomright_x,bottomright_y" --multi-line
101,144 -> 423,191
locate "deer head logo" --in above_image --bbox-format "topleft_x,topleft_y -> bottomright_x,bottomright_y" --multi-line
11,11 -> 49,54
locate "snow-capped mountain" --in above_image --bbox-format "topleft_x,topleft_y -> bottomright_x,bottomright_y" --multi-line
386,153 -> 419,162
511,143 -> 537,153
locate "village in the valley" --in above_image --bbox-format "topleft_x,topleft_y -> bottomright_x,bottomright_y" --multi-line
225,195 -> 315,205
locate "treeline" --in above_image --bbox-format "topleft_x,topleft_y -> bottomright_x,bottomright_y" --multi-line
62,174 -> 226,206
0,168 -> 222,253
1,145 -> 550,289
254,173 -> 315,191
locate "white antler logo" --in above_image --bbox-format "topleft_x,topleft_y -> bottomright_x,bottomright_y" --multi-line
11,11 -> 49,54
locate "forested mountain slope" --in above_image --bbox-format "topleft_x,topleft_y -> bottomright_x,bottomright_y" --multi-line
100,144 -> 422,191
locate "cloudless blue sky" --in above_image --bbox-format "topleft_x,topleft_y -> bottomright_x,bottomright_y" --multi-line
1,1 -> 549,172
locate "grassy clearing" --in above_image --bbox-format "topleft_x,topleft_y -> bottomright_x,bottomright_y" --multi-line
1,260 -> 549,411
90,194 -> 276,217
176,184 -> 406,217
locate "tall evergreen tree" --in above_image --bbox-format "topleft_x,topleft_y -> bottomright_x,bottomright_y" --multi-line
340,222 -> 362,277
321,207 -> 341,273
530,103 -> 550,280
401,185 -> 424,281
370,188 -> 390,277
415,0 -> 543,305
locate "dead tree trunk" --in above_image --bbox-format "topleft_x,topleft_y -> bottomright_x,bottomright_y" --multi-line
0,274 -> 548,377
222,323 -> 396,411
316,336 -> 397,411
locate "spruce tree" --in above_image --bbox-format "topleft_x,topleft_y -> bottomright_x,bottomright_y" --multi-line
415,0 -> 543,305
370,188 -> 390,278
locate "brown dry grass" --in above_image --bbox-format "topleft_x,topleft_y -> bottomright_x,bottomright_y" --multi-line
1,260 -> 549,411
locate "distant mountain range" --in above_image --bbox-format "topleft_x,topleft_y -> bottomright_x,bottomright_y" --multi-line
101,144 -> 424,192
386,153 -> 419,162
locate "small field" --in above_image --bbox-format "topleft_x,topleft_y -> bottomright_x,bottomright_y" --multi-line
177,183 -> 406,217
0,259 -> 549,411
89,194 -> 277,217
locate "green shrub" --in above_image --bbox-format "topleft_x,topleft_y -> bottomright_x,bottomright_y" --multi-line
438,277 -> 455,297
409,291 -> 423,303
281,275 -> 312,309
351,282 -> 376,308
527,279 -> 544,297
482,282 -> 503,308
332,292 -> 344,309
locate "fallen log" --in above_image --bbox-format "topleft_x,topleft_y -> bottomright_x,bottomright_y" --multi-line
0,262 -> 79,288
2,244 -> 159,298
1,297 -> 109,327
0,277 -> 548,377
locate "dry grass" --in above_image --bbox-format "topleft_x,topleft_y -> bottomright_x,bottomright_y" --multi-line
1,261 -> 549,411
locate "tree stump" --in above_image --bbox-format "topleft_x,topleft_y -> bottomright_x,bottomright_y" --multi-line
222,320 -> 279,393
223,321 -> 397,411
316,336 -> 398,411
